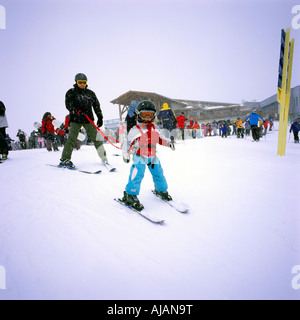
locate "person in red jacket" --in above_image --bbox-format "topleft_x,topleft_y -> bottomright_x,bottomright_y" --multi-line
192,121 -> 200,139
176,112 -> 187,140
41,112 -> 59,151
263,119 -> 269,135
269,119 -> 274,131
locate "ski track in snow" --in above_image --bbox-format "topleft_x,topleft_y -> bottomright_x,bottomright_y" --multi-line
0,123 -> 299,300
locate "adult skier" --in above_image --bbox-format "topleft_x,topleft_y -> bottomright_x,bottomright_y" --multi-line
157,103 -> 177,142
119,101 -> 175,211
0,101 -> 9,160
59,73 -> 108,168
245,110 -> 264,141
290,118 -> 300,143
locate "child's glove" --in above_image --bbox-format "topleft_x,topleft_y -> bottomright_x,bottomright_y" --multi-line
168,141 -> 175,151
123,152 -> 130,163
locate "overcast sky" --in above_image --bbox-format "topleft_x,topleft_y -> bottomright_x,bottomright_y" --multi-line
0,0 -> 299,137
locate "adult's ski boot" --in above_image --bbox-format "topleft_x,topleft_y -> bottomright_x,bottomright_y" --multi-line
59,159 -> 76,169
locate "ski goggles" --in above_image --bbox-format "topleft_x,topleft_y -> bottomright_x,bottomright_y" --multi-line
77,80 -> 87,86
138,110 -> 156,120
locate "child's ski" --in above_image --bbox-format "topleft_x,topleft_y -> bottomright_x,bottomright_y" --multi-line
47,164 -> 102,175
151,190 -> 189,213
114,198 -> 165,224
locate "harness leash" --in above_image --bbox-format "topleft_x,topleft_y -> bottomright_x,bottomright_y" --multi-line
84,114 -> 122,150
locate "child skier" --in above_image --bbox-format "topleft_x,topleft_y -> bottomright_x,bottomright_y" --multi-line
120,101 -> 175,211
220,123 -> 227,138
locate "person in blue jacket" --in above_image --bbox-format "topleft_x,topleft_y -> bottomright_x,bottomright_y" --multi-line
245,110 -> 264,141
290,119 -> 300,143
157,103 -> 177,142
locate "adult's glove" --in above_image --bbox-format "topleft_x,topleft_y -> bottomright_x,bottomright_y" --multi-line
97,116 -> 103,128
123,152 -> 130,163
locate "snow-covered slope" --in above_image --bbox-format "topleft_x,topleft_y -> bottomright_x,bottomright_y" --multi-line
0,124 -> 299,300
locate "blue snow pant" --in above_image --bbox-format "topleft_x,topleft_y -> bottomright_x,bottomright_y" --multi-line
126,155 -> 168,195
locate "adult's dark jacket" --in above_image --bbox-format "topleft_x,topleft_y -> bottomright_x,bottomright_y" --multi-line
0,101 -> 6,116
290,121 -> 300,133
65,85 -> 103,126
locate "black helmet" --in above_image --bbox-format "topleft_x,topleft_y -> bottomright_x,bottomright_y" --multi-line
75,73 -> 87,82
135,100 -> 157,123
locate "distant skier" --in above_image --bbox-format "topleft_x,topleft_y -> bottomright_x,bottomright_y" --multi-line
236,118 -> 244,139
290,119 -> 300,143
17,129 -> 27,149
269,118 -> 274,131
220,123 -> 227,138
119,101 -> 175,211
41,112 -> 59,152
218,119 -> 226,136
263,119 -> 269,135
245,121 -> 251,136
0,101 -> 9,160
29,130 -> 37,149
157,103 -> 177,142
59,73 -> 108,169
245,110 -> 264,141
211,121 -> 218,136
233,118 -> 238,135
176,112 -> 187,140
192,121 -> 200,139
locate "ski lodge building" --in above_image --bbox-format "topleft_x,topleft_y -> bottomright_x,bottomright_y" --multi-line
107,86 -> 300,130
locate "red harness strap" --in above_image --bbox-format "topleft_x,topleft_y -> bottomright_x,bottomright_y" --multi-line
84,114 -> 122,150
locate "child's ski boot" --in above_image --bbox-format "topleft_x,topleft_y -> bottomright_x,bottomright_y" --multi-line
121,192 -> 144,212
153,190 -> 173,201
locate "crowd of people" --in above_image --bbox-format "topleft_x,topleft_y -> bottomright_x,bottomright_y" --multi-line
1,77 -> 300,164
119,100 -> 279,144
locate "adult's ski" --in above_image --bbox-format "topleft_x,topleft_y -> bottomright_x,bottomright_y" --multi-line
47,164 -> 102,175
103,163 -> 116,172
114,198 -> 165,224
151,190 -> 189,213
